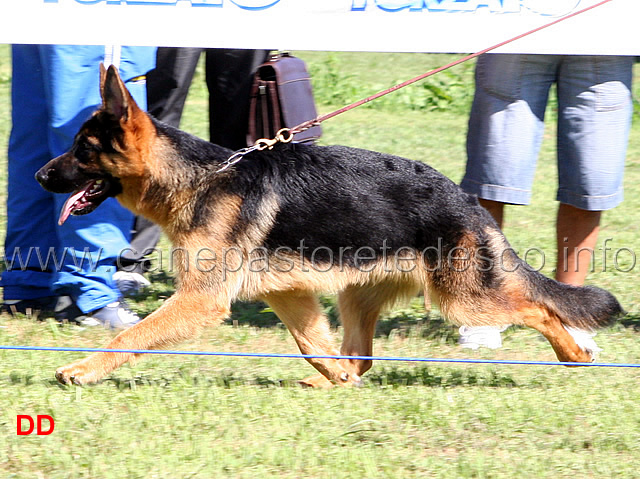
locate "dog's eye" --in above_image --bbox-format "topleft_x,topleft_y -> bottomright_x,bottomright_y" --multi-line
74,141 -> 99,164
75,148 -> 91,163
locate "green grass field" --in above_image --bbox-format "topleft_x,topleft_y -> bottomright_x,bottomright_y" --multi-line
1,45 -> 640,478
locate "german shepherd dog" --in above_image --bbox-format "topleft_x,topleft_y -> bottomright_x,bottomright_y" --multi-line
36,65 -> 622,387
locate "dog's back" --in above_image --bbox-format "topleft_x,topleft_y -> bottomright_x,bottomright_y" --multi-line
233,143 -> 494,263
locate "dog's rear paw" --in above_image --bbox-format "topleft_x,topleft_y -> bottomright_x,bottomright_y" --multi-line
564,326 -> 602,362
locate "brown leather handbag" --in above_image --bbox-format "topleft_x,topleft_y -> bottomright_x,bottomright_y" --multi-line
247,52 -> 322,146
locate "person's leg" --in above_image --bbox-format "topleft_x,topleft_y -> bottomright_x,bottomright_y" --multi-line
39,45 -> 126,314
555,205 -> 601,286
205,48 -> 270,149
41,45 -> 154,315
555,55 -> 633,286
550,55 -> 632,354
146,47 -> 202,128
462,53 -> 557,209
1,45 -> 59,309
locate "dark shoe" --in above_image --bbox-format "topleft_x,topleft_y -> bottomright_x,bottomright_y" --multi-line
2,296 -> 58,318
54,296 -> 90,324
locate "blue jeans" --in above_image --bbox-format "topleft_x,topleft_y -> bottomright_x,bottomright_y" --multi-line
462,54 -> 633,211
2,44 -> 156,313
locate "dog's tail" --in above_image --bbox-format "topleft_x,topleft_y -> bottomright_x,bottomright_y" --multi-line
521,266 -> 624,331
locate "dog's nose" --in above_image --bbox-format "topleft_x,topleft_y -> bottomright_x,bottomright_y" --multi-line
35,167 -> 50,186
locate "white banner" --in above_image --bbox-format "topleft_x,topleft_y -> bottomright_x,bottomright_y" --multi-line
0,0 -> 637,55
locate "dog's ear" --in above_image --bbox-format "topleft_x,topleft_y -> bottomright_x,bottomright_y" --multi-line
99,63 -> 108,96
101,64 -> 135,122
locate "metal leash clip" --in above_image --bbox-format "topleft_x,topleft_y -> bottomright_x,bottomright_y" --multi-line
216,128 -> 294,173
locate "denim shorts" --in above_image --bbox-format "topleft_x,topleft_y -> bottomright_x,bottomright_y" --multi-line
461,54 -> 633,211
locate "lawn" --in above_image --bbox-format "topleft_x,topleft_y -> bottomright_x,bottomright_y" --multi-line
1,45 -> 640,478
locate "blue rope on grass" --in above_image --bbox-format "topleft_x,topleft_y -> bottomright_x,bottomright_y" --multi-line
1,345 -> 640,368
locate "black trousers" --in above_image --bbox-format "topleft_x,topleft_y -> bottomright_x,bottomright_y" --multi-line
122,47 -> 270,273
147,47 -> 270,148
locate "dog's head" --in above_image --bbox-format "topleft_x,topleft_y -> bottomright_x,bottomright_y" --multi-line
36,64 -> 150,225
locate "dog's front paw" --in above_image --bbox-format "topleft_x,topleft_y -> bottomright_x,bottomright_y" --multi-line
55,360 -> 104,386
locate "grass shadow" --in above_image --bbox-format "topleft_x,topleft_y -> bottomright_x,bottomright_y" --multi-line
376,314 -> 458,343
93,367 -> 519,390
103,373 -> 302,390
366,367 -> 518,388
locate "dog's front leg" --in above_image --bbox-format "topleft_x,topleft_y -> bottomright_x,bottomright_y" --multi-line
55,292 -> 230,385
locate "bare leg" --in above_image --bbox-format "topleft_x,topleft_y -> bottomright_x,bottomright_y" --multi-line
555,203 -> 601,286
478,198 -> 505,229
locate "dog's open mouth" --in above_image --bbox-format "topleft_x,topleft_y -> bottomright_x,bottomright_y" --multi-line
58,179 -> 110,225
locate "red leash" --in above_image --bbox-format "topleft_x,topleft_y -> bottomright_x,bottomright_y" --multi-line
289,0 -> 615,136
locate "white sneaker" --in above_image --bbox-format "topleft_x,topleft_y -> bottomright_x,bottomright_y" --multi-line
91,301 -> 141,330
113,271 -> 150,296
458,326 -> 507,350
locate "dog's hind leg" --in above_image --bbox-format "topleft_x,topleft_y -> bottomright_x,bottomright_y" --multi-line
55,291 -> 231,385
517,304 -> 596,363
263,291 -> 363,388
438,283 -> 595,363
438,281 -> 596,363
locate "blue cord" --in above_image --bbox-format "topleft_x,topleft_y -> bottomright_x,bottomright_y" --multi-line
1,345 -> 639,368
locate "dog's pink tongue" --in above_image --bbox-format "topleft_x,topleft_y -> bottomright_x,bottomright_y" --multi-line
58,184 -> 90,226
